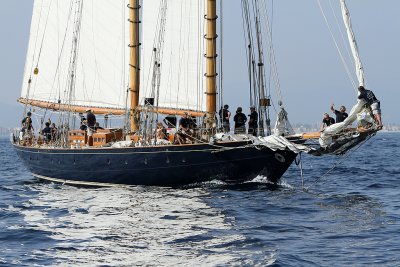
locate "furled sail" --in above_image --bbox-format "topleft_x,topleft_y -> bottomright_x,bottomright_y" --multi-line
320,0 -> 370,148
21,0 -> 129,110
340,0 -> 365,87
140,0 -> 207,113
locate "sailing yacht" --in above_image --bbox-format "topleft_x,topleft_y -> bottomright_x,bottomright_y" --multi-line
12,0 -> 380,186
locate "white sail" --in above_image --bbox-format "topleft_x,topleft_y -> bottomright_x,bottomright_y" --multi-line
141,0 -> 206,113
21,0 -> 129,110
340,0 -> 365,87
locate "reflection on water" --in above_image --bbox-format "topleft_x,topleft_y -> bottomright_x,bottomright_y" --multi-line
1,134 -> 400,266
19,184 -> 276,266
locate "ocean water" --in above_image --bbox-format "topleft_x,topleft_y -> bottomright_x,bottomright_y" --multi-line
0,132 -> 399,266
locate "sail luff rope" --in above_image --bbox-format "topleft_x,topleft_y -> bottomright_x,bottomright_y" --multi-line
24,0 -> 45,109
35,1 -> 75,138
31,0 -> 54,100
316,0 -> 357,91
23,0 -> 52,118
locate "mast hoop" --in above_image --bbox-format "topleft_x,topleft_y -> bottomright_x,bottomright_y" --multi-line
128,43 -> 142,48
204,15 -> 218,21
129,64 -> 140,70
204,73 -> 218,78
127,4 -> 141,10
203,34 -> 218,40
204,54 -> 218,59
127,19 -> 141,24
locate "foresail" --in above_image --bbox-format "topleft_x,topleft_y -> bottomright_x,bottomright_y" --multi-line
21,0 -> 129,110
141,0 -> 207,113
340,0 -> 365,87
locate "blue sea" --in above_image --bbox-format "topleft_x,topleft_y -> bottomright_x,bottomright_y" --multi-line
0,132 -> 399,266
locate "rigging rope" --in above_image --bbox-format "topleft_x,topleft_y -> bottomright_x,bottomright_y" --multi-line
316,0 -> 357,91
303,134 -> 374,191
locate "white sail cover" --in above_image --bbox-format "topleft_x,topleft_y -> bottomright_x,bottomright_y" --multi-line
340,0 -> 365,87
141,0 -> 206,112
21,0 -> 129,109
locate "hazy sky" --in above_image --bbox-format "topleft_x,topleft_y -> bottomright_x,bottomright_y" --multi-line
0,0 -> 399,128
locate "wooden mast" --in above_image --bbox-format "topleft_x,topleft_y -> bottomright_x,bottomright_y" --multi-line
129,0 -> 141,132
205,0 -> 218,129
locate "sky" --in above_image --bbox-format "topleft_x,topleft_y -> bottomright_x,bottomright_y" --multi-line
0,0 -> 399,128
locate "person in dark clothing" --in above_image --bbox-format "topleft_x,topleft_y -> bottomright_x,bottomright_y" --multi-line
357,86 -> 383,129
21,111 -> 34,132
85,109 -> 96,146
320,113 -> 335,131
94,122 -> 103,130
176,112 -> 192,144
233,107 -> 247,134
179,113 -> 190,132
86,109 -> 96,128
330,104 -> 348,123
248,106 -> 258,136
219,104 -> 231,133
80,118 -> 87,131
41,122 -> 52,142
50,123 -> 58,141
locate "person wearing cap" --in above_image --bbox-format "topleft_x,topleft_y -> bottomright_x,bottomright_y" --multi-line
233,107 -> 247,134
219,104 -> 231,133
320,112 -> 335,132
357,86 -> 383,129
85,108 -> 96,146
248,106 -> 258,136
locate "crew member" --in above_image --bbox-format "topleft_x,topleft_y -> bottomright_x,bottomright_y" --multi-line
357,86 -> 383,129
331,104 -> 348,123
176,112 -> 191,144
86,108 -> 96,146
320,113 -> 335,131
219,104 -> 231,133
248,106 -> 258,136
233,107 -> 247,134
21,111 -> 34,132
41,122 -> 52,143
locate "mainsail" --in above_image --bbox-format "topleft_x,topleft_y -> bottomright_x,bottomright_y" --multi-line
140,0 -> 206,113
21,0 -> 129,110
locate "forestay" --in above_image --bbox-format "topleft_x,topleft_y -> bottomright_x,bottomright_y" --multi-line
140,0 -> 206,113
21,0 -> 129,110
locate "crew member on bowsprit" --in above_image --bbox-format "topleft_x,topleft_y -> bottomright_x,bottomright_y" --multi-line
357,86 -> 383,129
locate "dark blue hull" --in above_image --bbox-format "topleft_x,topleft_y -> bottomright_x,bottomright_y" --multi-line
13,142 -> 297,186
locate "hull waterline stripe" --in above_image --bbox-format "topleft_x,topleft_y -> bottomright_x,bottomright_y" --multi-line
32,173 -> 123,187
